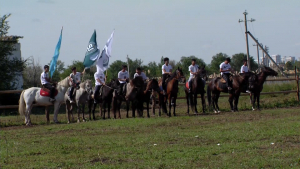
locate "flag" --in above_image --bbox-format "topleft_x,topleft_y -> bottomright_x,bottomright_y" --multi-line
96,30 -> 114,72
83,30 -> 100,68
49,28 -> 63,77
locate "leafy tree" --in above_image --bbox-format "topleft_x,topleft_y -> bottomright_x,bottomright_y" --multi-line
208,53 -> 229,74
127,58 -> 143,78
231,53 -> 258,72
146,61 -> 159,77
0,14 -> 25,90
285,61 -> 293,71
176,56 -> 206,76
23,56 -> 43,88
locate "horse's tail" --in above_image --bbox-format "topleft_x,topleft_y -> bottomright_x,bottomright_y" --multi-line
19,90 -> 26,115
207,85 -> 211,107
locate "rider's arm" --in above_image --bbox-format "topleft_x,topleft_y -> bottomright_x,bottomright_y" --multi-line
97,78 -> 105,85
118,72 -> 126,82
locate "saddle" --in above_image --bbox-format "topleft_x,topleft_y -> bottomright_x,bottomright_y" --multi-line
220,76 -> 233,84
40,88 -> 58,97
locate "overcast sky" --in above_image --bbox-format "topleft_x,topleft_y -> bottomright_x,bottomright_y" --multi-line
1,0 -> 300,67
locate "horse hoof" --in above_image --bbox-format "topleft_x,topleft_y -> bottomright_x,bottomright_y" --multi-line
83,119 -> 86,122
67,121 -> 70,124
77,119 -> 80,123
54,121 -> 60,124
214,110 -> 218,114
218,111 -> 221,113
26,123 -> 32,126
231,110 -> 235,112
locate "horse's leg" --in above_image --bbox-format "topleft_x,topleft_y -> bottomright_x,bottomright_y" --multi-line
53,102 -> 61,123
194,93 -> 198,114
234,93 -> 240,112
173,96 -> 177,116
257,93 -> 261,110
201,93 -> 206,113
77,104 -> 81,123
228,94 -> 234,112
45,106 -> 50,124
168,96 -> 172,117
132,101 -> 136,118
126,100 -> 130,118
65,102 -> 70,124
215,92 -> 221,113
82,104 -> 86,122
146,100 -> 150,118
211,92 -> 217,113
103,102 -> 107,120
92,103 -> 96,120
250,93 -> 255,111
185,91 -> 190,114
253,93 -> 257,110
152,94 -> 156,116
24,104 -> 31,126
107,100 -> 111,119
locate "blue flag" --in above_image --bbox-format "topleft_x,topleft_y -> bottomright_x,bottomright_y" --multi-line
49,28 -> 63,77
83,30 -> 100,68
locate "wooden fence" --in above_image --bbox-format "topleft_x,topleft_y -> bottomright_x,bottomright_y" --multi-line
0,77 -> 299,110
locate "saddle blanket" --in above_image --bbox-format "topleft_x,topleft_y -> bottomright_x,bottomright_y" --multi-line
40,88 -> 58,97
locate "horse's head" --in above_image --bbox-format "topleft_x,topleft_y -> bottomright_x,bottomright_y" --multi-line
176,67 -> 186,83
110,79 -> 120,89
263,66 -> 278,76
125,77 -> 144,101
196,66 -> 208,81
144,78 -> 159,94
84,80 -> 93,93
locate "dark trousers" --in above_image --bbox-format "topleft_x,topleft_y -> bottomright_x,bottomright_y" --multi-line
43,83 -> 55,99
162,74 -> 169,91
94,85 -> 102,101
188,79 -> 193,90
118,83 -> 126,95
222,73 -> 232,88
69,83 -> 80,98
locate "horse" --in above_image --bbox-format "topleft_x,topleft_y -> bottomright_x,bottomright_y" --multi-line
248,66 -> 278,110
184,66 -> 208,114
158,67 -> 186,117
125,78 -> 160,118
91,81 -> 114,120
125,76 -> 145,118
64,80 -> 93,123
110,79 -> 124,119
207,72 -> 252,113
143,78 -> 160,117
19,77 -> 70,126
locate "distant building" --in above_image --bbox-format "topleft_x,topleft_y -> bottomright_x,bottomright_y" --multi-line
0,36 -> 24,90
285,56 -> 295,63
271,55 -> 281,64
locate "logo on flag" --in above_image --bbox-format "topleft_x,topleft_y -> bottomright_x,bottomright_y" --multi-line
83,30 -> 100,68
96,30 -> 114,72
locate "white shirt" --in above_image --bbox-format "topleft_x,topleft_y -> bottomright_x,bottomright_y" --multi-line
40,72 -> 50,85
118,70 -> 129,84
219,62 -> 231,75
240,65 -> 249,73
189,64 -> 199,78
162,64 -> 172,74
94,72 -> 105,86
134,72 -> 147,80
70,72 -> 81,83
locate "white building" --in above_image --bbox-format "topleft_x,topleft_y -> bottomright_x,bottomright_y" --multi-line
1,36 -> 24,89
285,56 -> 295,63
271,55 -> 281,64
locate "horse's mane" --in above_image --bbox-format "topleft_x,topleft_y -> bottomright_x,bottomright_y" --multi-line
79,80 -> 92,89
169,70 -> 177,79
131,76 -> 144,87
57,77 -> 69,87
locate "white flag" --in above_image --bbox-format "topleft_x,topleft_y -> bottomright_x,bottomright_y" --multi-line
96,30 -> 114,73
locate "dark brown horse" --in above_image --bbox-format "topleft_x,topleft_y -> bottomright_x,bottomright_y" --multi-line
125,76 -> 145,118
91,81 -> 114,120
207,72 -> 252,113
248,66 -> 278,110
184,66 -> 208,114
158,67 -> 186,117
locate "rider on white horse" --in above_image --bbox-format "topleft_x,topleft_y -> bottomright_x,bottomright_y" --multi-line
69,67 -> 85,103
94,70 -> 106,104
40,65 -> 56,102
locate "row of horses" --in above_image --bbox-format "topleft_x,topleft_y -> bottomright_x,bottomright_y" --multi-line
18,66 -> 278,126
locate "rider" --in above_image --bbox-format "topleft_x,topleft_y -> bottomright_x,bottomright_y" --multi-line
40,65 -> 56,102
94,70 -> 106,104
134,67 -> 148,82
220,57 -> 232,91
240,59 -> 251,93
162,57 -> 172,95
69,67 -> 85,103
188,59 -> 199,93
118,65 -> 129,96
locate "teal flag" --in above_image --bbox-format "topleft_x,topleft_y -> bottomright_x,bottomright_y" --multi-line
83,30 -> 100,68
49,28 -> 63,77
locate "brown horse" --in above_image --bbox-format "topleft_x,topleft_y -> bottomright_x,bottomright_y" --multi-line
207,72 -> 252,113
184,66 -> 208,114
158,67 -> 186,117
248,66 -> 278,110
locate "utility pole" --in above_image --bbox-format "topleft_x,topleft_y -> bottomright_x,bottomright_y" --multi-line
253,40 -> 260,66
239,10 -> 255,70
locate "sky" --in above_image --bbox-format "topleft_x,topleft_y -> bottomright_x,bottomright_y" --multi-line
1,0 -> 300,67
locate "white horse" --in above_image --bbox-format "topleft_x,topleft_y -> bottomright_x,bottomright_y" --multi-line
19,77 -> 70,126
64,80 -> 93,123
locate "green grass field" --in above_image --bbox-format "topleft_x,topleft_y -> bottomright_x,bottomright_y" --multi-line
1,107 -> 300,168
